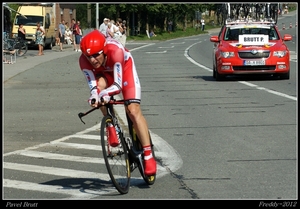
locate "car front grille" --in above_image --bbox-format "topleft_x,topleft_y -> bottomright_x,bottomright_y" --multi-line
238,51 -> 270,59
233,66 -> 276,71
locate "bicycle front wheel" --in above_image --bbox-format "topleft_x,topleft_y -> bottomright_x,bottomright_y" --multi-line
100,115 -> 130,194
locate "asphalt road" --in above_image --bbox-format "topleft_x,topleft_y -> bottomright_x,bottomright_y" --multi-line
2,10 -> 297,204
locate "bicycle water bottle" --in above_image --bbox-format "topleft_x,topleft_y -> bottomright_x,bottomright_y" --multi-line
107,123 -> 119,147
115,124 -> 121,143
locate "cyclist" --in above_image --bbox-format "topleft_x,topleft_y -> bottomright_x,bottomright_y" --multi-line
79,30 -> 157,176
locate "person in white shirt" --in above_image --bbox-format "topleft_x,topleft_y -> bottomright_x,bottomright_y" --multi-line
110,20 -> 122,42
99,18 -> 109,37
201,17 -> 205,31
64,27 -> 73,45
106,22 -> 114,39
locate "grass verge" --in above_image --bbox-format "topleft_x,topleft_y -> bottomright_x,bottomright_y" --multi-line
126,25 -> 221,41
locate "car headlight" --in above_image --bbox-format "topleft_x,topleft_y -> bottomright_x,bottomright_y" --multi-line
273,51 -> 287,58
221,51 -> 235,58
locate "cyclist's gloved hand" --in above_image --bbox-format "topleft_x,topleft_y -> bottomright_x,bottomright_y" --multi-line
88,92 -> 100,106
99,90 -> 110,103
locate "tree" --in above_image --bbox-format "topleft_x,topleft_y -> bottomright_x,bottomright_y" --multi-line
74,3 -> 219,36
5,3 -> 19,26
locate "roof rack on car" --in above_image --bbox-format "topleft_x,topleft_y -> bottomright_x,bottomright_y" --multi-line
225,17 -> 276,26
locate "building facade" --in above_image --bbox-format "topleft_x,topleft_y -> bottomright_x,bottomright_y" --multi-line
55,3 -> 77,29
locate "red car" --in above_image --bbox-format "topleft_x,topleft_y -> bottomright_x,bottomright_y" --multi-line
210,19 -> 292,81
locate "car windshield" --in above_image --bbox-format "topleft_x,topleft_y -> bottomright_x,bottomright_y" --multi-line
15,15 -> 43,26
223,26 -> 279,41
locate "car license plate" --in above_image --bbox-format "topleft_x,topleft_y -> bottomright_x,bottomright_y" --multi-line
244,60 -> 265,65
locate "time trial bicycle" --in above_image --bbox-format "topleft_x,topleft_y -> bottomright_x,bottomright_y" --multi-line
78,95 -> 156,194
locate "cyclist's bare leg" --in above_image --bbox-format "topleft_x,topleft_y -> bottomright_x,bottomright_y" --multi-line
126,103 -> 156,175
97,75 -> 151,147
125,103 -> 150,147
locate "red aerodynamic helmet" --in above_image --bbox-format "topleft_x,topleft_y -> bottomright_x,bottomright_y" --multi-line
80,30 -> 107,56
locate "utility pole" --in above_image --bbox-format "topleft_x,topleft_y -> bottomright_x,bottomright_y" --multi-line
96,3 -> 99,29
87,3 -> 91,28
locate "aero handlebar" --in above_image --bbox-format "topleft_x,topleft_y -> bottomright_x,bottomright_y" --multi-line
78,97 -> 125,124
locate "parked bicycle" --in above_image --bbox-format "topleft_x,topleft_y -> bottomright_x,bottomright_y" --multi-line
3,36 -> 28,57
78,95 -> 156,194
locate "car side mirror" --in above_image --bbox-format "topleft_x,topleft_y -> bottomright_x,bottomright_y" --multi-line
283,34 -> 292,41
210,35 -> 219,43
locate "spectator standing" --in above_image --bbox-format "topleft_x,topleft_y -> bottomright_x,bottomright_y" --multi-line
65,22 -> 69,30
201,17 -> 205,31
74,20 -> 82,52
18,23 -> 26,54
71,18 -> 77,51
122,20 -> 127,35
284,5 -> 289,14
120,20 -> 127,46
116,18 -> 124,34
35,22 -> 45,56
99,18 -> 109,37
110,19 -> 122,42
18,23 -> 26,40
168,20 -> 173,33
58,20 -> 66,51
116,18 -> 126,46
106,22 -> 114,39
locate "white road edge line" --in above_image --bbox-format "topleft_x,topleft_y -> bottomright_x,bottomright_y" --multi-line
146,51 -> 167,54
158,46 -> 174,48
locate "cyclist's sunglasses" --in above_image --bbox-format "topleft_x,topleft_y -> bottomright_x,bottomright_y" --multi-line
86,50 -> 103,59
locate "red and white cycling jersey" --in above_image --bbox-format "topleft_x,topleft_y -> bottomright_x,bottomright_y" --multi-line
79,38 -> 141,101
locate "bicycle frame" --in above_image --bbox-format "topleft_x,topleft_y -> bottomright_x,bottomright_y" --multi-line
78,98 -> 144,169
78,96 -> 156,190
78,97 -> 144,168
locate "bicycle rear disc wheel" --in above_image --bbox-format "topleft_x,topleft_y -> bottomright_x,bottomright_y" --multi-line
134,131 -> 156,185
101,115 -> 130,194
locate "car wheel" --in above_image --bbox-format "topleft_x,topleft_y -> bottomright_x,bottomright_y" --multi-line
215,68 -> 226,81
279,71 -> 290,80
48,41 -> 53,50
213,64 -> 216,78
